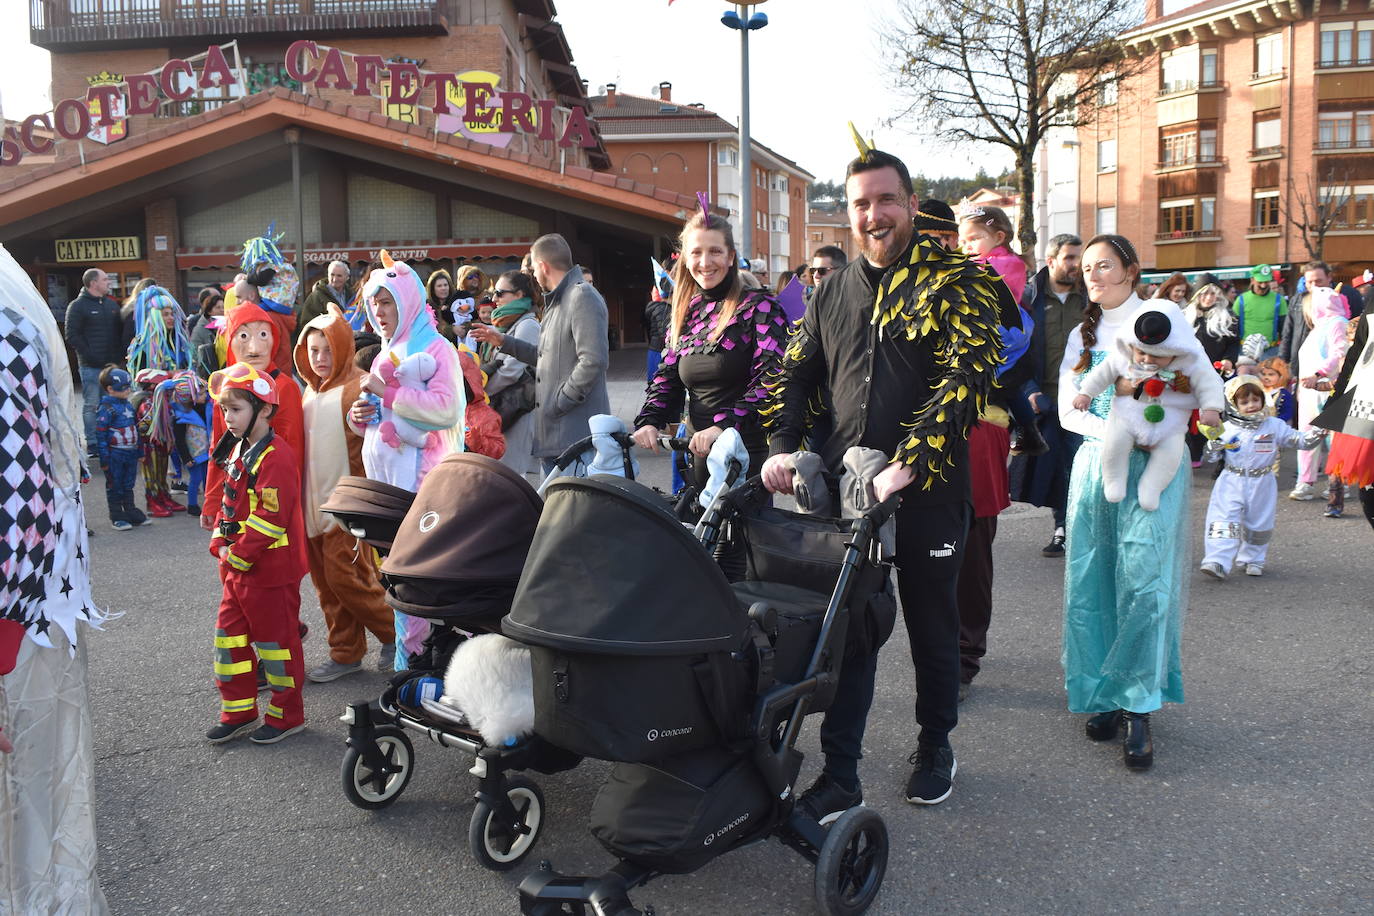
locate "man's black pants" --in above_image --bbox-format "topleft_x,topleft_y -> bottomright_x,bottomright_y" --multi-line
818,500 -> 969,786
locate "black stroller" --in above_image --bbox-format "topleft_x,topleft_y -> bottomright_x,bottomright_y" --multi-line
327,453 -> 579,871
502,473 -> 898,915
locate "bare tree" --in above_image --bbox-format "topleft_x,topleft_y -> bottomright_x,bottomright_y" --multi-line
884,0 -> 1146,260
1283,162 -> 1356,263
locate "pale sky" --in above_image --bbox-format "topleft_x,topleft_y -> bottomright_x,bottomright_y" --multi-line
0,0 -> 1011,185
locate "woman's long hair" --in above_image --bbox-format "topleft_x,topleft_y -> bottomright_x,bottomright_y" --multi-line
1184,283 -> 1236,339
669,212 -> 745,349
1155,271 -> 1192,304
1073,233 -> 1142,372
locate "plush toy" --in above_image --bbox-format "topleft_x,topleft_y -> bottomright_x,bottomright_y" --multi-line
440,634 -> 534,746
1073,304 -> 1225,510
376,350 -> 439,451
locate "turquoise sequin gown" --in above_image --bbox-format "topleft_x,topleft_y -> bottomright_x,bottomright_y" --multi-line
1059,306 -> 1192,715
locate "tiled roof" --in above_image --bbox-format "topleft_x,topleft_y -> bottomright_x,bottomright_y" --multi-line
0,87 -> 706,225
597,116 -> 736,136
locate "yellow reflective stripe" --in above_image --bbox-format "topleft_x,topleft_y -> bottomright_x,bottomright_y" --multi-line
214,659 -> 254,676
245,514 -> 286,539
222,697 -> 256,713
214,634 -> 249,649
256,647 -> 291,661
224,552 -> 252,571
266,704 -> 284,719
265,673 -> 296,688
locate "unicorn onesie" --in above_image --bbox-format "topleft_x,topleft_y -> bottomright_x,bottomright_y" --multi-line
353,253 -> 465,670
354,253 -> 466,493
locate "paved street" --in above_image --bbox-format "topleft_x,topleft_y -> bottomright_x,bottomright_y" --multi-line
83,350 -> 1370,915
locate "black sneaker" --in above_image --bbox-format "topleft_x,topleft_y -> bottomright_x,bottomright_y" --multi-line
905,744 -> 957,805
795,772 -> 863,826
249,722 -> 305,744
1042,529 -> 1066,558
206,719 -> 257,744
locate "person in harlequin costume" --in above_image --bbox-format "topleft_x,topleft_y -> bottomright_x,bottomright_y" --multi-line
1315,308 -> 1374,529
1071,303 -> 1224,511
630,201 -> 790,486
1199,376 -> 1324,579
204,363 -> 308,744
200,300 -> 304,533
760,133 -> 1011,813
0,243 -> 112,911
348,251 -> 465,670
292,304 -> 396,683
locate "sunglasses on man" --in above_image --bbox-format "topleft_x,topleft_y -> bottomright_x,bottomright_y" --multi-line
809,267 -> 831,278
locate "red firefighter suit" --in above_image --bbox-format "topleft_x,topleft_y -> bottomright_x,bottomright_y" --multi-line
208,429 -> 308,728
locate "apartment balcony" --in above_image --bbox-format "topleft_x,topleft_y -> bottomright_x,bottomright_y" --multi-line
1153,154 -> 1224,174
30,0 -> 448,52
1315,139 -> 1374,154
1249,146 -> 1284,161
1246,224 -> 1282,235
1154,229 -> 1221,243
1316,56 -> 1374,70
1154,79 -> 1222,101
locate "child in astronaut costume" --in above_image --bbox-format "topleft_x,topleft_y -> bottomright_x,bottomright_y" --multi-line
1072,304 -> 1225,510
1201,377 -> 1324,578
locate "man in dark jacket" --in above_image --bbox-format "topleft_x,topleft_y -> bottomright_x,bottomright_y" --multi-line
644,297 -> 670,384
762,147 -> 1007,814
296,260 -> 354,341
64,268 -> 125,451
1010,233 -> 1086,557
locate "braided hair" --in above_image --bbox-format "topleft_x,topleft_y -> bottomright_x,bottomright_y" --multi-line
1072,234 -> 1141,372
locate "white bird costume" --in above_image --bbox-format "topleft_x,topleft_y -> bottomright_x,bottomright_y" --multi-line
1074,303 -> 1224,510
1202,376 -> 1323,574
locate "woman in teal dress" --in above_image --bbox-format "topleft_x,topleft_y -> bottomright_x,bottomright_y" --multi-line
1055,234 -> 1207,770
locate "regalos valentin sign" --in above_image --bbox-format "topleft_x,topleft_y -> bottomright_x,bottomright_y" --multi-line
1,41 -> 597,167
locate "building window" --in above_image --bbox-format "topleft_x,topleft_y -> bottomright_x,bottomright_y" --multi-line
1160,199 -> 1196,234
717,146 -> 738,167
1161,45 -> 1199,93
772,215 -> 789,232
1254,115 -> 1282,153
1318,111 -> 1374,149
1200,197 -> 1216,232
1097,138 -> 1117,171
1252,191 -> 1280,229
1201,48 -> 1219,85
757,169 -> 767,188
1319,21 -> 1374,66
1160,125 -> 1218,165
770,175 -> 788,192
1255,32 -> 1284,77
1098,74 -> 1118,106
1096,206 -> 1116,235
756,211 -> 766,230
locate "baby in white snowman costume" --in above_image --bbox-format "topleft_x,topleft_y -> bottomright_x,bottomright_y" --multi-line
1073,304 -> 1225,510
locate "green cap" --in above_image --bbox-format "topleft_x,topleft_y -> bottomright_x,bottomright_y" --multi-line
1251,264 -> 1273,281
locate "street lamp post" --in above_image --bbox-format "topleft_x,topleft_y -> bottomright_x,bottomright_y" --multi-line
721,2 -> 768,265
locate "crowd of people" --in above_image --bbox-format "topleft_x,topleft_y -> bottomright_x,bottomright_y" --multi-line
4,137 -> 1373,910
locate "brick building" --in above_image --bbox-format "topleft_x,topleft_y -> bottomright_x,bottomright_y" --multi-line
4,0 -> 708,343
804,207 -> 851,262
1067,0 -> 1374,285
586,83 -> 814,284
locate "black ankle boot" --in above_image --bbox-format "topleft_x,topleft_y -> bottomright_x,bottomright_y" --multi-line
1085,709 -> 1122,741
1123,712 -> 1153,769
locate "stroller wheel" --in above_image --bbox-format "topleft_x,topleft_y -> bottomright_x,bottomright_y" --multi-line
341,725 -> 414,809
469,775 -> 545,871
814,807 -> 888,915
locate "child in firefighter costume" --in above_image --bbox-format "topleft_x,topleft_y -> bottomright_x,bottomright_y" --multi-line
1200,376 -> 1324,579
350,252 -> 465,671
205,363 -> 308,744
1072,303 -> 1225,511
293,304 -> 396,682
201,300 -> 304,535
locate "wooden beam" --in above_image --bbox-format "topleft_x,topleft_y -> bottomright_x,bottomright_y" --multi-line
1211,18 -> 1236,37
1231,13 -> 1259,32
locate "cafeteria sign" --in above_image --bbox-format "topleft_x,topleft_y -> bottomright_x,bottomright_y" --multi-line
56,237 -> 141,262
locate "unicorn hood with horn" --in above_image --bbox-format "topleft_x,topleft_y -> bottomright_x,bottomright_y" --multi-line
354,250 -> 466,492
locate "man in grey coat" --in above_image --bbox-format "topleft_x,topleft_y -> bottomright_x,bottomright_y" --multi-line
472,234 -> 609,473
